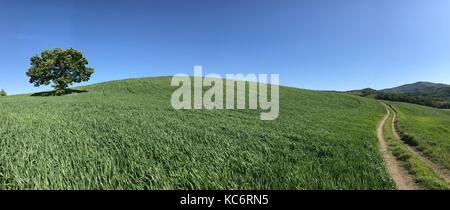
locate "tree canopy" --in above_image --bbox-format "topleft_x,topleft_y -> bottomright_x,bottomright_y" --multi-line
26,48 -> 94,95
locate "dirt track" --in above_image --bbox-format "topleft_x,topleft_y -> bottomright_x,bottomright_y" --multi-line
388,105 -> 450,184
377,104 -> 420,190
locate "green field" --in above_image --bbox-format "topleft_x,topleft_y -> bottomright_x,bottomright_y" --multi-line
392,102 -> 450,171
383,104 -> 449,189
0,77 -> 394,189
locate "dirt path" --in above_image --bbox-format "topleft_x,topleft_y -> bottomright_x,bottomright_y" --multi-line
387,105 -> 450,184
377,104 -> 420,190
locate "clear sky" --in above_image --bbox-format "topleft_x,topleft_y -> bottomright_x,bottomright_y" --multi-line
1,0 -> 449,95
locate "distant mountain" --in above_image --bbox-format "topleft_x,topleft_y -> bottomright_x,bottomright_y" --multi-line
381,82 -> 450,95
349,82 -> 450,109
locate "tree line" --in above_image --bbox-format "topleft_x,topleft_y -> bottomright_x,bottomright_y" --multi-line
375,92 -> 450,109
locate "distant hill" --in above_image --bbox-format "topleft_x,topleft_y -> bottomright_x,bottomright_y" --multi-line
382,81 -> 450,95
349,82 -> 450,109
347,88 -> 378,98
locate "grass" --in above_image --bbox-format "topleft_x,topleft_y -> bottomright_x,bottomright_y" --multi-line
383,104 -> 449,189
0,76 -> 394,189
391,102 -> 450,171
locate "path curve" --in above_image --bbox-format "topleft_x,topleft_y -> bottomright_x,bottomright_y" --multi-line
377,104 -> 420,190
388,105 -> 450,184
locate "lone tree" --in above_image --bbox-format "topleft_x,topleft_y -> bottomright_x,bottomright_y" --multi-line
0,89 -> 6,96
26,48 -> 94,95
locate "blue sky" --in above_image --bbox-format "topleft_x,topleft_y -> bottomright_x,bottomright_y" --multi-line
1,0 -> 449,95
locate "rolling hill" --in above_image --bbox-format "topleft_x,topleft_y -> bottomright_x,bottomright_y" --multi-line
350,82 -> 450,108
382,81 -> 450,94
391,101 -> 450,172
0,77 -> 395,189
382,102 -> 450,189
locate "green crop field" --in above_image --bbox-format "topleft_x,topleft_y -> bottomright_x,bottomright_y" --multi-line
383,105 -> 449,189
391,102 -> 450,171
0,77 -> 394,189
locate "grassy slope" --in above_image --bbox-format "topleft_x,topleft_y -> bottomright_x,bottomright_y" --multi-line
0,77 -> 394,189
392,102 -> 450,171
383,105 -> 449,189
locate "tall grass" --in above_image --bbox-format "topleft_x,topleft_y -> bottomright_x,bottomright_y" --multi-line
392,102 -> 450,171
383,104 -> 449,189
0,77 -> 394,189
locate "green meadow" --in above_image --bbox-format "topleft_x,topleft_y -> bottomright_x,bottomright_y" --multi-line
0,77 -> 394,189
383,105 -> 449,189
392,102 -> 450,171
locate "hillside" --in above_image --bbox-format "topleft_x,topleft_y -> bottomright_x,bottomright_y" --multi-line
350,82 -> 450,108
382,82 -> 450,94
0,77 -> 394,189
382,82 -> 450,108
391,102 -> 450,171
